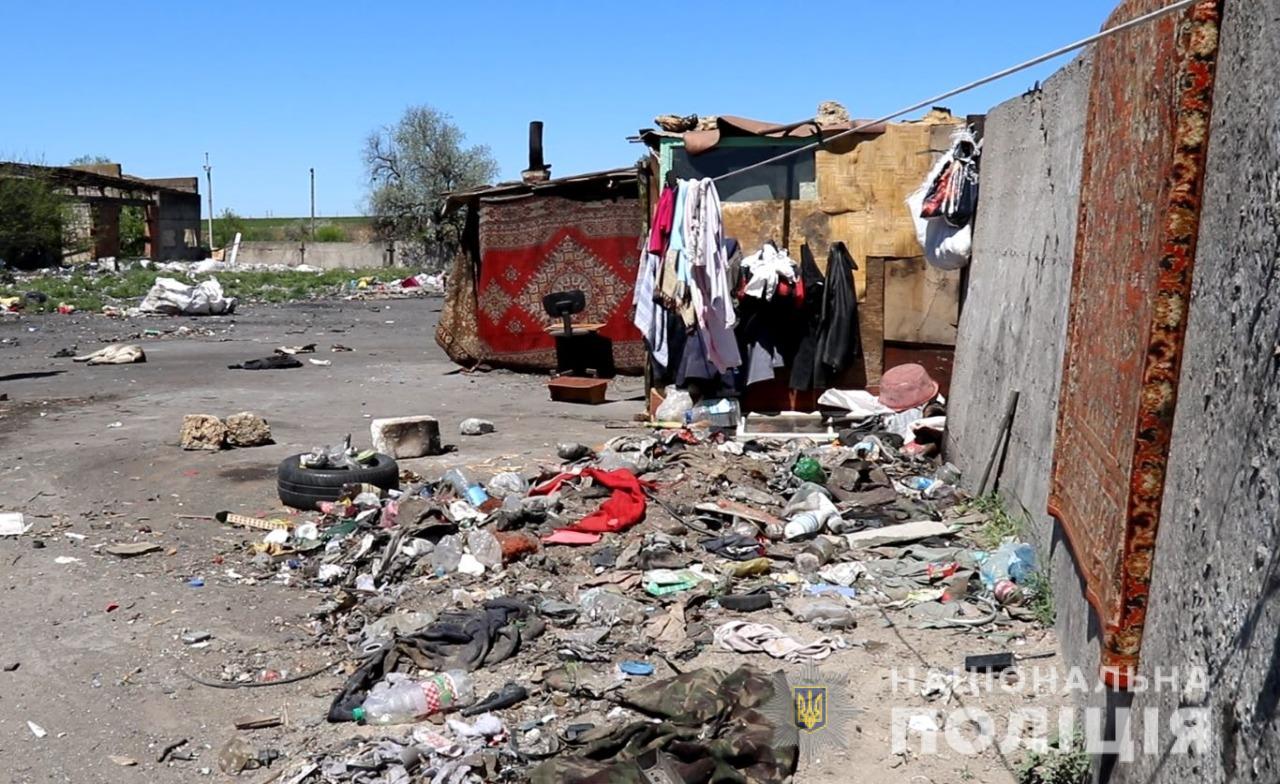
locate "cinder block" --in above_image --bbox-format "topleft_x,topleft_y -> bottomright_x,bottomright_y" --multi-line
370,415 -> 441,459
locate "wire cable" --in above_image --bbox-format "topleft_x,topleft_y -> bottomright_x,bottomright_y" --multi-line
711,0 -> 1197,183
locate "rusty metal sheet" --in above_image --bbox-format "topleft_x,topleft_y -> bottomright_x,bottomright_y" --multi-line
1048,0 -> 1223,687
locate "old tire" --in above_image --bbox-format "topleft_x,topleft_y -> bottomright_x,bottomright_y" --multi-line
276,453 -> 399,511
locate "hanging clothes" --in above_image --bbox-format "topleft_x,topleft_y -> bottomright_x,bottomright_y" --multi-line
631,251 -> 667,370
688,178 -> 740,374
815,241 -> 861,381
789,244 -> 826,391
647,185 -> 677,256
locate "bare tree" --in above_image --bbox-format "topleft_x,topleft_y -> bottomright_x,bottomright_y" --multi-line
363,106 -> 498,267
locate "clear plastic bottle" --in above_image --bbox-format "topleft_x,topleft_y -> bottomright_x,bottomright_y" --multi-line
430,534 -> 464,574
787,596 -> 857,629
352,671 -> 475,725
684,398 -> 740,429
466,529 -> 502,569
979,541 -> 1036,588
441,469 -> 490,506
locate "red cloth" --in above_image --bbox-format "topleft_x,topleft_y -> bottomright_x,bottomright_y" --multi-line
531,468 -> 651,534
647,186 -> 677,255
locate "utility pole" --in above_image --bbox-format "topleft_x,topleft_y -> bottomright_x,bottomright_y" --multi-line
309,167 -> 316,241
203,152 -> 214,249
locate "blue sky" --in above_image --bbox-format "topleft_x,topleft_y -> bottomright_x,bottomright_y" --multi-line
0,1 -> 1119,217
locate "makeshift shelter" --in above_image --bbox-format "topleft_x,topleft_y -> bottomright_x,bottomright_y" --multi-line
636,107 -> 977,407
437,166 -> 646,373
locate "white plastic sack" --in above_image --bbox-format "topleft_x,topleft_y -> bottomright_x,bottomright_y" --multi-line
908,184 -> 971,271
816,388 -> 894,418
138,276 -> 237,315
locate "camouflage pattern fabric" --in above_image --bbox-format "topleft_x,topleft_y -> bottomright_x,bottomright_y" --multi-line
530,665 -> 797,784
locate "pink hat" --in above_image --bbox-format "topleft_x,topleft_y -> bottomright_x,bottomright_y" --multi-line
878,363 -> 939,412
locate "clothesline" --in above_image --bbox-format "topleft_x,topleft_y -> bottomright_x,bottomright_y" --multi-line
711,0 -> 1197,184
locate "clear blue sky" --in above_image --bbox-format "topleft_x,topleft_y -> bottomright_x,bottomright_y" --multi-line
0,1 -> 1119,218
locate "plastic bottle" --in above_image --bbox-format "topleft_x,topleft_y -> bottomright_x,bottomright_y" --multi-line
795,536 -> 840,574
979,541 -> 1037,588
442,469 -> 489,507
352,671 -> 475,725
430,534 -> 464,574
786,596 -> 858,629
466,529 -> 503,569
783,483 -> 833,516
684,398 -> 740,429
784,507 -> 838,541
783,494 -> 838,541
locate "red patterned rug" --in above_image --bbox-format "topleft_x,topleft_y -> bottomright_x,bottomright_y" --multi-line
437,195 -> 644,373
1048,0 -> 1223,688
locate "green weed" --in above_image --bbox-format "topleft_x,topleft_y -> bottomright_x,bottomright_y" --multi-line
1018,731 -> 1090,784
1,266 -> 418,313
965,493 -> 1023,549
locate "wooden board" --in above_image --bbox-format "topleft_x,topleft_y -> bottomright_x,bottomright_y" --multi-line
883,256 -> 960,346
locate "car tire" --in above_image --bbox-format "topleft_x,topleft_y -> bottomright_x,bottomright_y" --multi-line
276,453 -> 399,511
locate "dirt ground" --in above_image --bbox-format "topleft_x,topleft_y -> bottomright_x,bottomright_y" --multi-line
0,296 -> 1066,784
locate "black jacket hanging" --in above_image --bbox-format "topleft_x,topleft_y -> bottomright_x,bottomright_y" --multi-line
816,241 -> 861,381
789,244 -> 826,391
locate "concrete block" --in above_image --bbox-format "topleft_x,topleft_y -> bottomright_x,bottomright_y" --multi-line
225,412 -> 272,447
370,416 -> 441,458
180,414 -> 226,451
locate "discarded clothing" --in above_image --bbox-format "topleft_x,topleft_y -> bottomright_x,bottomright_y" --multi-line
713,620 -> 841,661
700,533 -> 763,561
228,355 -> 303,370
329,598 -> 541,722
815,242 -> 861,381
530,665 -> 796,784
531,469 -> 650,535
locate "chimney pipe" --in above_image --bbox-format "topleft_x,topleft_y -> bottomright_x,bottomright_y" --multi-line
522,121 -> 551,184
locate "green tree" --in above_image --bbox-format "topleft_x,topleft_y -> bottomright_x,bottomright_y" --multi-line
0,172 -> 68,269
363,105 -> 497,266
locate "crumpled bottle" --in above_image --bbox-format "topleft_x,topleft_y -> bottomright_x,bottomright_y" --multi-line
466,529 -> 503,569
978,540 -> 1036,589
430,534 -> 463,574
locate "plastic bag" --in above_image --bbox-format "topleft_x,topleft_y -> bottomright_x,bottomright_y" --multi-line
908,185 -> 972,271
485,471 -> 528,500
655,386 -> 693,422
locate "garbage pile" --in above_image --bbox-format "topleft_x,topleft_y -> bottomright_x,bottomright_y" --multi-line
206,376 -> 1047,783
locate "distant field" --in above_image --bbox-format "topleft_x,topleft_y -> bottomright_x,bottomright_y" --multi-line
206,215 -> 378,244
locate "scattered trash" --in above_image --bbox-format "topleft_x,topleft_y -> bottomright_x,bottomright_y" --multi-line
228,355 -> 303,370
964,651 -> 1016,672
27,720 -> 46,739
103,542 -> 163,558
459,418 -> 496,436
0,513 -> 30,537
54,556 -> 82,565
309,358 -> 332,367
140,276 -> 236,315
108,755 -> 138,767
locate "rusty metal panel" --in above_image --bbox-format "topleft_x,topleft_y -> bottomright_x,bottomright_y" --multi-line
1048,0 -> 1223,686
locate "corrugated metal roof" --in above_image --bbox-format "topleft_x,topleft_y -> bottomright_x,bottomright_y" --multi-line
443,165 -> 640,212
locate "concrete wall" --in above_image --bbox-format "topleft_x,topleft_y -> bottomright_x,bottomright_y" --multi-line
947,53 -> 1100,684
155,191 -> 203,261
234,240 -> 397,270
949,1 -> 1280,781
1117,2 -> 1280,781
